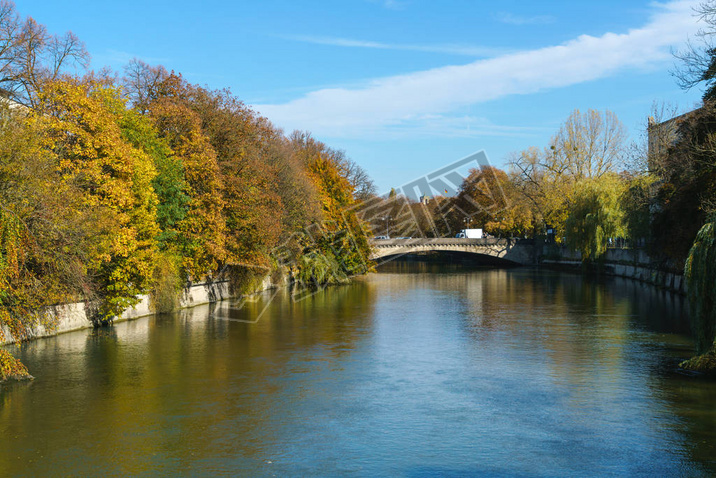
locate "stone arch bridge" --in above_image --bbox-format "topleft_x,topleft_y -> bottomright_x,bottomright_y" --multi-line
369,238 -> 535,265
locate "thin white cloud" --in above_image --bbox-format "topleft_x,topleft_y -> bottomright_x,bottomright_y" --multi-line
282,34 -> 506,57
255,0 -> 701,139
367,0 -> 407,10
495,12 -> 556,26
351,115 -> 550,140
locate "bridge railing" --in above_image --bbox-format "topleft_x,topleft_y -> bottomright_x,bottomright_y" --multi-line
369,237 -> 531,247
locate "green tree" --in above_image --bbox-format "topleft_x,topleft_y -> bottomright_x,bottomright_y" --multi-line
681,217 -> 716,372
119,106 -> 188,248
564,174 -> 627,263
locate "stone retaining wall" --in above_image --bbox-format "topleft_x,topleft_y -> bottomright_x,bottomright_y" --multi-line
541,246 -> 686,294
1,275 -> 279,346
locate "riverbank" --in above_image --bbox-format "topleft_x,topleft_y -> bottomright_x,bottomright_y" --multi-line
540,245 -> 686,295
0,275 -> 280,348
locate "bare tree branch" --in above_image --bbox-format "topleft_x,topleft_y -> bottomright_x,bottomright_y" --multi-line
0,3 -> 89,106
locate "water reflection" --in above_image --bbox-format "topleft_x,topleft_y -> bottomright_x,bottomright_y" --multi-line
1,264 -> 715,476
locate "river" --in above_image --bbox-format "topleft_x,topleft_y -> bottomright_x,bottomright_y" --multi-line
1,264 -> 715,476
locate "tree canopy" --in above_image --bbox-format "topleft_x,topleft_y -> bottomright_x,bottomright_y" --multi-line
0,13 -> 375,375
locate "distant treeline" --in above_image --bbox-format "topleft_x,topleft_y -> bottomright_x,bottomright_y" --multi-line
370,106 -> 714,272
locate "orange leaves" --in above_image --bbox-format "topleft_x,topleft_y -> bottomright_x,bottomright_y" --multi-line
147,92 -> 227,278
1,66 -> 376,332
0,349 -> 32,382
31,78 -> 161,318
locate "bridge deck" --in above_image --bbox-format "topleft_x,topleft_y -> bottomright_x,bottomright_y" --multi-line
370,238 -> 521,246
368,238 -> 534,265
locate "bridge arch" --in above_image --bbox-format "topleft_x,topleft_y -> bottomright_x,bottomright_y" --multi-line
369,238 -> 535,266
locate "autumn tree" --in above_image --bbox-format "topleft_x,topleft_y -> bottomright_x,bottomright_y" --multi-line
509,146 -> 572,236
148,93 -> 227,279
123,62 -> 374,284
289,133 -> 373,286
0,105 -> 97,346
185,85 -> 283,270
0,111 -> 70,341
483,173 -> 535,238
124,67 -> 291,279
32,78 -> 160,321
442,166 -> 533,237
510,109 -> 628,238
278,136 -> 322,232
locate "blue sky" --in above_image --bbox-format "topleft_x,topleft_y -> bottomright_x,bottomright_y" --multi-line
18,0 -> 705,192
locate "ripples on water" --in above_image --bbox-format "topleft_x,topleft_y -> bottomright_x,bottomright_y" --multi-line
1,263 -> 715,476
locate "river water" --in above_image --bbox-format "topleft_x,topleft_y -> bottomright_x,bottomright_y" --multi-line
1,264 -> 716,477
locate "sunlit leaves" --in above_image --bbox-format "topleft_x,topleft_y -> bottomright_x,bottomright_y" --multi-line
0,60 -> 375,363
147,93 -> 227,278
510,109 -> 628,238
33,78 -> 161,320
564,174 -> 627,263
0,105 -> 97,344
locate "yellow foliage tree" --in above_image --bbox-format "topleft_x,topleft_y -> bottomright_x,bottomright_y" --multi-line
32,78 -> 160,321
510,109 -> 628,238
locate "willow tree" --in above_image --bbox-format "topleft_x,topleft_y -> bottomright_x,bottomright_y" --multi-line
564,174 -> 626,264
681,217 -> 716,372
510,109 -> 627,238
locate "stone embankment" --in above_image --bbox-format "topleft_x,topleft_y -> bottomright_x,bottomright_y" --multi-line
0,275 -> 279,347
540,246 -> 685,295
